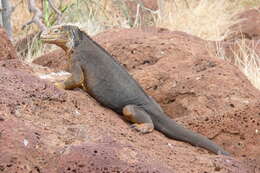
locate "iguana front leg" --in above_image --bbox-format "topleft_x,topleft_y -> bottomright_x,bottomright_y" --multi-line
123,105 -> 154,134
55,61 -> 85,90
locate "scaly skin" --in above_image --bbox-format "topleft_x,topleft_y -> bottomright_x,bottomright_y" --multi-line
40,25 -> 230,156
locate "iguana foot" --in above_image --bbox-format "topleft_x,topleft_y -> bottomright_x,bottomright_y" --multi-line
123,105 -> 155,133
130,123 -> 154,134
55,82 -> 66,89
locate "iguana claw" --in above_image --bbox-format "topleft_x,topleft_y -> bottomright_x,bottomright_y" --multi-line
130,123 -> 153,134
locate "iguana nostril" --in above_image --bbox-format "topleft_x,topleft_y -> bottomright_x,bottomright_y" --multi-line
40,30 -> 48,38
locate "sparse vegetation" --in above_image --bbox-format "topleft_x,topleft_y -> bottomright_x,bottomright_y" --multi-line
236,47 -> 260,90
8,0 -> 260,90
156,0 -> 240,40
225,40 -> 260,89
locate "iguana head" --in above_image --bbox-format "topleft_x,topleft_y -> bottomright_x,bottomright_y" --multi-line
40,25 -> 83,53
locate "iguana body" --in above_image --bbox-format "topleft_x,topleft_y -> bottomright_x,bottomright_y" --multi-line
40,25 -> 229,155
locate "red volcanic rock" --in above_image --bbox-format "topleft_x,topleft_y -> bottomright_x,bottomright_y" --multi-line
33,49 -> 68,71
30,27 -> 260,172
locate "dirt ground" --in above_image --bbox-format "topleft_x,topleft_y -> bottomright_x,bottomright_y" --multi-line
1,7 -> 260,173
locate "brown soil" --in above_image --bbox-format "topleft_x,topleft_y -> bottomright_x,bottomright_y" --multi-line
0,28 -> 18,61
3,28 -> 260,172
1,59 -> 259,173
33,49 -> 67,72
220,39 -> 260,64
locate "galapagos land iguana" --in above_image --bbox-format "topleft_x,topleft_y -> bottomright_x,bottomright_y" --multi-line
40,25 -> 229,155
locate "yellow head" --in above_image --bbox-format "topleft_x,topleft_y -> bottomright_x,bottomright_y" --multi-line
40,25 -> 81,53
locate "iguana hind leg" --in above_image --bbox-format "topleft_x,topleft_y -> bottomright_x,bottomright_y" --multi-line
123,105 -> 154,134
55,61 -> 85,90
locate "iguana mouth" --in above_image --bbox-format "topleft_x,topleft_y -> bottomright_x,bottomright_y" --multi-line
40,27 -> 67,41
40,34 -> 66,43
40,28 -> 71,52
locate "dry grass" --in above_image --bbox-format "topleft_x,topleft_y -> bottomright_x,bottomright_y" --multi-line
230,40 -> 260,89
156,0 -> 242,40
156,0 -> 260,40
11,0 -> 260,38
13,0 -> 129,62
11,0 -> 35,36
61,0 -> 131,35
156,0 -> 260,90
11,0 -> 260,90
215,39 -> 260,90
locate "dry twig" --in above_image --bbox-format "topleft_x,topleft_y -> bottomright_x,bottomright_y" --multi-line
47,0 -> 62,24
22,0 -> 47,31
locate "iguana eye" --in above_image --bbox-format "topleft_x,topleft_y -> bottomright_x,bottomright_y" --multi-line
53,29 -> 59,33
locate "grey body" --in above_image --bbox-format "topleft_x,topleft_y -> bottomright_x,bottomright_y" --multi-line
70,32 -> 229,155
74,38 -> 151,113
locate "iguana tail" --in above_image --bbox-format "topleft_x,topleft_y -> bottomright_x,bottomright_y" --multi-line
152,112 -> 229,155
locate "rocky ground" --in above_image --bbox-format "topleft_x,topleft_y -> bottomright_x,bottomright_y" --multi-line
0,7 -> 260,173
